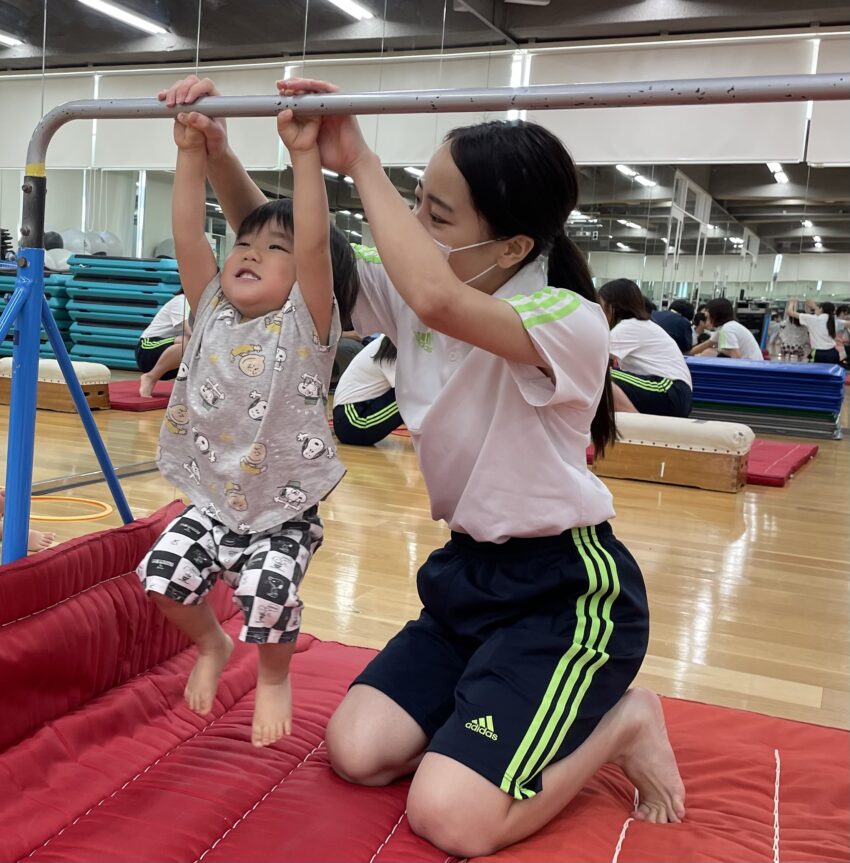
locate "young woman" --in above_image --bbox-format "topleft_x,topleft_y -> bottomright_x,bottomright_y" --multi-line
785,298 -> 840,364
690,298 -> 764,361
159,75 -> 685,858
332,335 -> 403,445
599,279 -> 693,417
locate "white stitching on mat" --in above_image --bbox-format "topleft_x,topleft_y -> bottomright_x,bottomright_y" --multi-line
367,810 -> 406,863
23,696 -> 242,860
773,749 -> 781,863
1,574 -> 127,629
611,788 -> 639,863
194,741 -> 325,863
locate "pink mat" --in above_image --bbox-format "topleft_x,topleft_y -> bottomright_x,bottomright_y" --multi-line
108,379 -> 173,411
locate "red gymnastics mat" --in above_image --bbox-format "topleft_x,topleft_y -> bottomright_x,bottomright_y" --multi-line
108,378 -> 173,410
1,503 -> 847,863
586,438 -> 818,488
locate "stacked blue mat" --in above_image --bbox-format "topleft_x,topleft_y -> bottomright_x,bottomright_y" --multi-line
686,356 -> 846,439
65,255 -> 181,369
0,264 -> 74,360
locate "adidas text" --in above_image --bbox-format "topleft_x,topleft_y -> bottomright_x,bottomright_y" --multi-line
465,720 -> 498,741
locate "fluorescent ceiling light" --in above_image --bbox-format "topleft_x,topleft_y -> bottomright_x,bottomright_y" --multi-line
354,213 -> 364,220
813,235 -> 822,243
766,161 -> 783,173
0,30 -> 23,47
338,209 -> 351,215
326,0 -> 374,20
707,223 -> 716,230
77,0 -> 167,35
773,171 -> 789,184
343,176 -> 355,184
404,167 -> 425,178
801,219 -> 813,228
349,231 -> 361,238
617,219 -> 641,230
321,168 -> 339,179
634,175 -> 657,187
616,242 -> 632,250
616,165 -> 637,177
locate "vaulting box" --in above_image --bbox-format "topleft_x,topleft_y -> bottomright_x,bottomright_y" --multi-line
592,413 -> 755,493
0,357 -> 111,412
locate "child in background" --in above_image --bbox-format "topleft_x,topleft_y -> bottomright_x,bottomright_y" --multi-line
137,291 -> 191,397
136,101 -> 358,747
332,335 -> 402,445
690,298 -> 763,360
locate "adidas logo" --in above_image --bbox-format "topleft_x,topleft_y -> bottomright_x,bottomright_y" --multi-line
465,715 -> 498,741
414,331 -> 433,352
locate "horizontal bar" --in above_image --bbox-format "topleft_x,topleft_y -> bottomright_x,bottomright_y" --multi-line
31,461 -> 158,495
25,72 -> 850,167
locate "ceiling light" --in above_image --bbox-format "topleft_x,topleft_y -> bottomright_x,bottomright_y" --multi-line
354,213 -> 363,220
325,0 -> 374,20
813,235 -> 822,243
76,0 -> 167,35
616,242 -> 632,250
338,210 -> 351,216
0,30 -> 23,47
634,175 -> 657,188
801,219 -> 813,228
707,224 -> 716,230
349,231 -> 361,238
404,167 -> 424,178
321,168 -> 339,179
617,219 -> 641,230
766,162 -> 783,173
343,176 -> 355,184
773,171 -> 789,184
814,242 -> 823,249
661,237 -> 668,243
616,165 -> 637,177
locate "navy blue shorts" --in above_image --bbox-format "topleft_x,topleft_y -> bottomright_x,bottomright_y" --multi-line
135,337 -> 178,378
811,348 -> 840,365
610,370 -> 692,417
352,523 -> 648,799
332,389 -> 402,446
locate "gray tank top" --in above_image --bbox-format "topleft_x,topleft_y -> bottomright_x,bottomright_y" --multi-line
157,274 -> 344,533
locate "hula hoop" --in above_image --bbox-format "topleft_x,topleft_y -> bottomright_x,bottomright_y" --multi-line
29,496 -> 114,523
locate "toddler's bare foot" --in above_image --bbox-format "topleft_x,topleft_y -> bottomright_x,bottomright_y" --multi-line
0,488 -> 5,517
252,675 -> 292,747
28,529 -> 56,552
139,373 -> 156,398
613,688 -> 686,824
185,631 -> 233,715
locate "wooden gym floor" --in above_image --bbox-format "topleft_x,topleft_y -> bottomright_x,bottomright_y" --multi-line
1,392 -> 847,731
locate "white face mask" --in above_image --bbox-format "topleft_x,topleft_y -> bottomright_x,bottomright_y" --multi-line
433,238 -> 500,285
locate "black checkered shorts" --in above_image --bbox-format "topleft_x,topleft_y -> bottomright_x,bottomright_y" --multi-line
137,505 -> 323,644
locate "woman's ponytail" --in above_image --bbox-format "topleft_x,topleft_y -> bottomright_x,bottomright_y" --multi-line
822,301 -> 836,339
548,232 -> 616,457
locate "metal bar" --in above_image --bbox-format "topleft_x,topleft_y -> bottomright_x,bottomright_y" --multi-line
0,279 -> 31,345
1,248 -> 43,563
40,296 -> 134,524
24,73 -> 850,170
31,460 -> 158,496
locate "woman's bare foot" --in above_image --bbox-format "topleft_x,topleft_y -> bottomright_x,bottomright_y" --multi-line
185,631 -> 234,715
139,373 -> 157,398
252,675 -> 292,747
613,688 -> 686,824
28,529 -> 56,552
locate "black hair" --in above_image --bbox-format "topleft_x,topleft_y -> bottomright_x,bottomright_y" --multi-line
670,299 -> 695,322
694,312 -> 707,327
819,301 -> 836,338
643,296 -> 657,314
705,298 -> 734,328
236,198 -> 359,328
598,279 -> 651,327
445,120 -> 615,455
372,335 -> 397,365
837,304 -> 850,316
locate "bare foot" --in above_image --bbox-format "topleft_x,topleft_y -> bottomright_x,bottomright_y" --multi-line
184,632 -> 234,715
252,675 -> 292,747
613,688 -> 686,824
139,373 -> 156,398
0,488 -> 5,517
28,529 -> 56,552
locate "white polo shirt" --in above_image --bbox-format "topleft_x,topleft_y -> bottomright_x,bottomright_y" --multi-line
610,318 -> 692,387
352,247 -> 615,543
798,313 -> 835,350
709,321 -> 764,361
141,295 -> 189,341
332,335 -> 396,406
